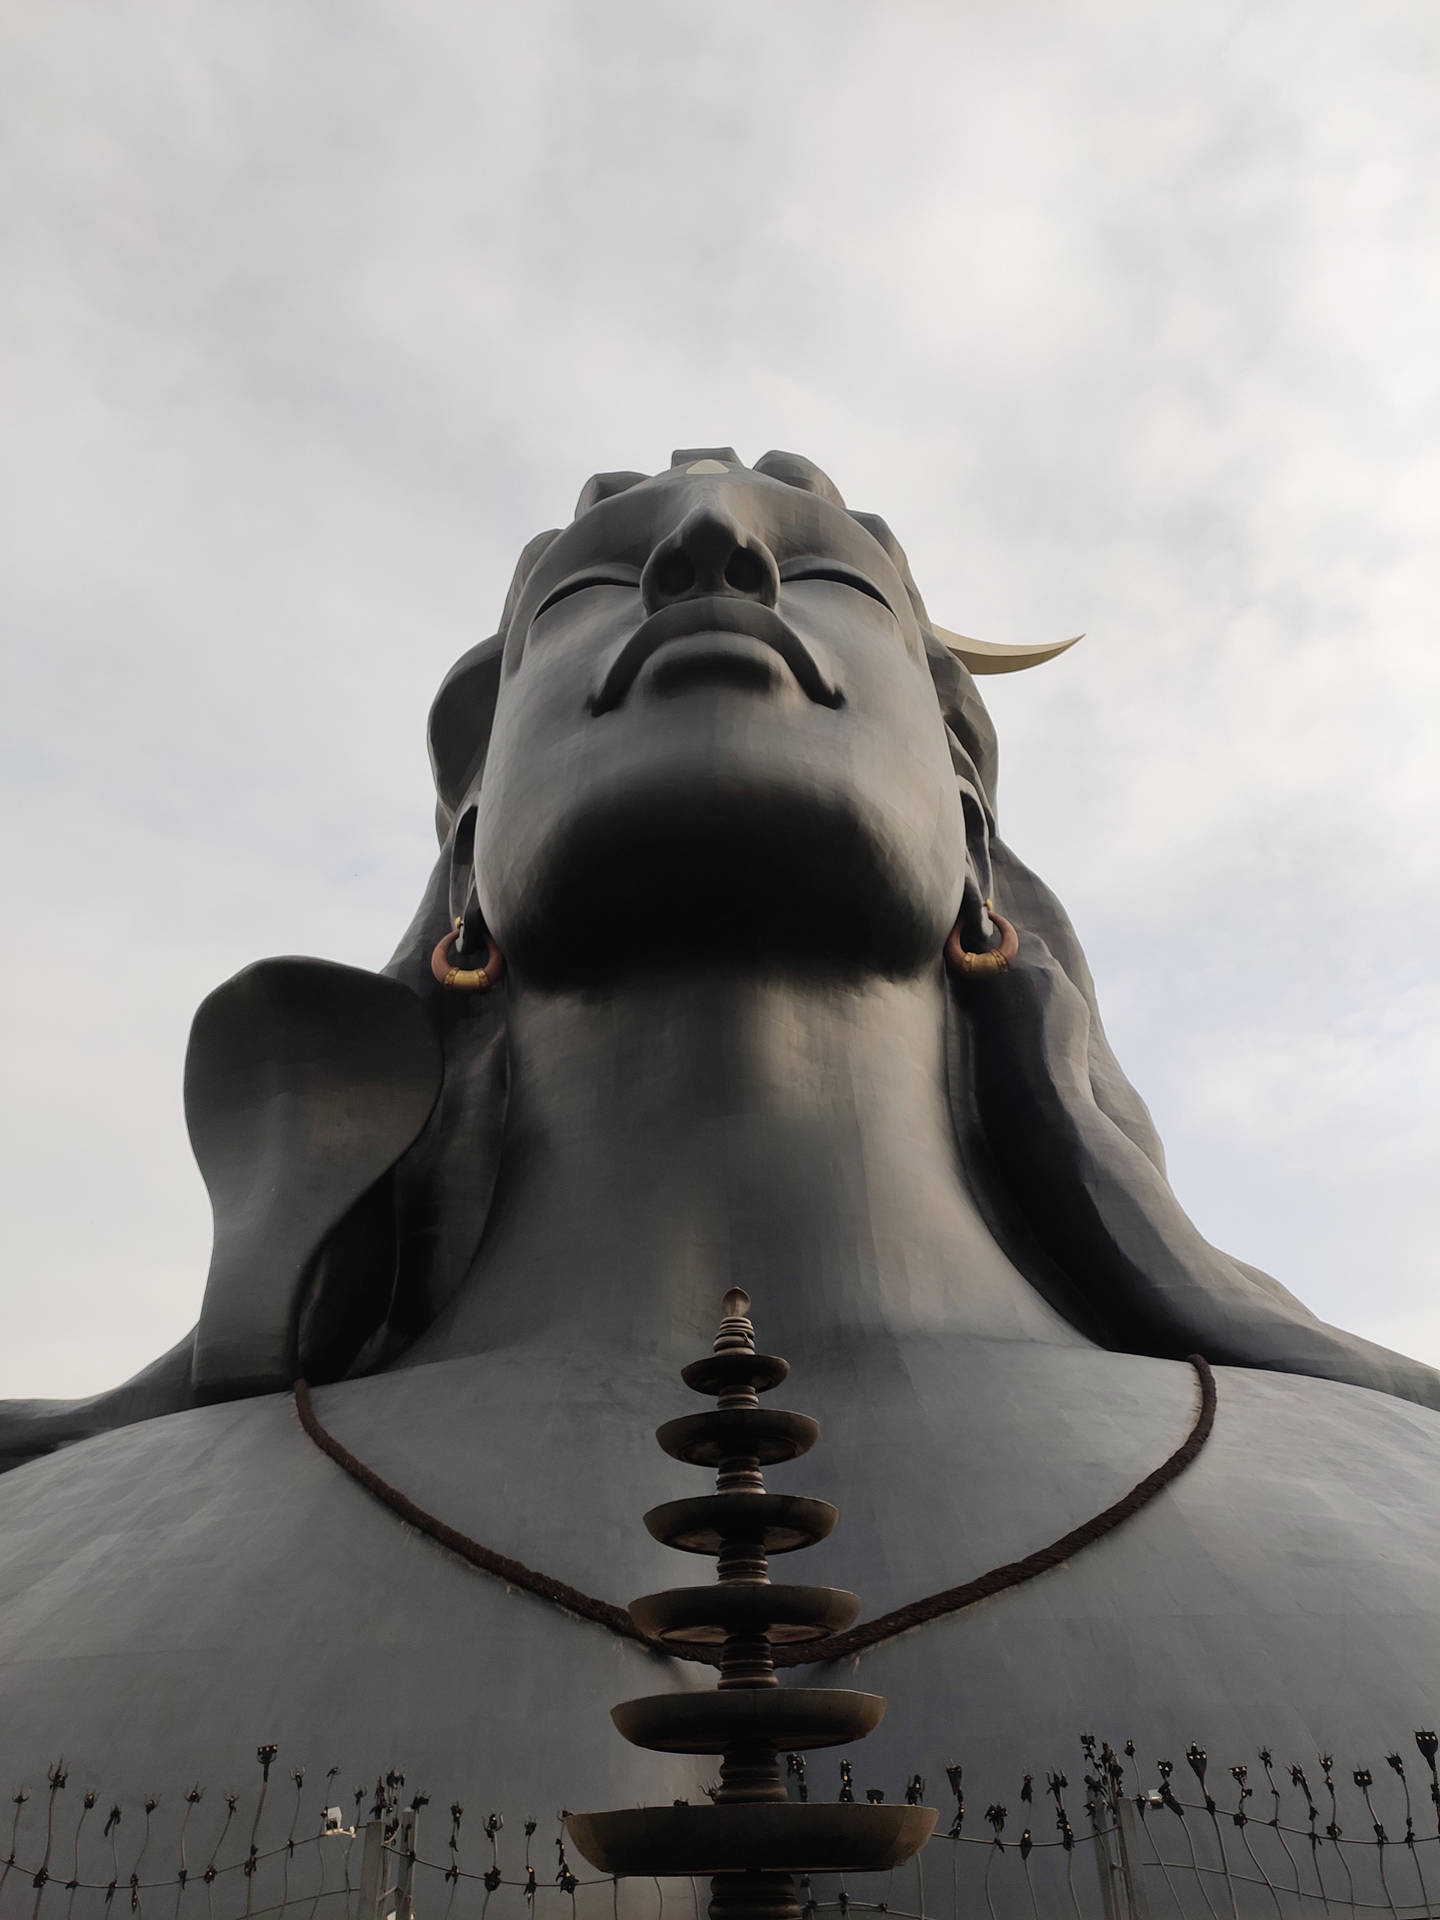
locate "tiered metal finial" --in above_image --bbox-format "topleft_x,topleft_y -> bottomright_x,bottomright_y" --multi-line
566,1291 -> 936,1920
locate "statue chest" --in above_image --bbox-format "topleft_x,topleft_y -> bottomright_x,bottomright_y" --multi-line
0,1342 -> 1437,1814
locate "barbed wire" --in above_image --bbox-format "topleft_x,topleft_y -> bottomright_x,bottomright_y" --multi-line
5,1732 -> 1440,1920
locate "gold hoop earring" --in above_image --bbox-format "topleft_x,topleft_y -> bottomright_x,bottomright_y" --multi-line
430,921 -> 505,992
945,902 -> 1018,977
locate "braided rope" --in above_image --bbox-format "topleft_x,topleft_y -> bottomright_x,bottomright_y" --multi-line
293,1377 -> 641,1645
774,1355 -> 1216,1667
294,1354 -> 1215,1669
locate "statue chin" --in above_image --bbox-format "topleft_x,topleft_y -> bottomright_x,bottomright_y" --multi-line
476,749 -> 966,986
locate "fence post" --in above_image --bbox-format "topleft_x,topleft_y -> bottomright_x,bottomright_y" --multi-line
357,1817 -> 389,1920
1092,1814 -> 1123,1920
393,1807 -> 418,1920
1111,1797 -> 1150,1920
1092,1791 -> 1152,1920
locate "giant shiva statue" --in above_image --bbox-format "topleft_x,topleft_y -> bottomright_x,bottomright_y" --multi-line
1,450 -> 1436,1809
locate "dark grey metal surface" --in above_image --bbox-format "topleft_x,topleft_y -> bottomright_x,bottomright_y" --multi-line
0,450 -> 1436,1818
1,1345 -> 1437,1809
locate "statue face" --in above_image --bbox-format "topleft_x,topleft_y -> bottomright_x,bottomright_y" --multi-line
474,465 -> 967,983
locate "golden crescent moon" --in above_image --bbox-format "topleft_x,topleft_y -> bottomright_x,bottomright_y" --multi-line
931,625 -> 1083,675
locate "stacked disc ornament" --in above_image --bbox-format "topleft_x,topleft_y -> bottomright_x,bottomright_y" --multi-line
566,1290 -> 935,1920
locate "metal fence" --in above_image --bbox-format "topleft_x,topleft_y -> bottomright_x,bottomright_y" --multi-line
4,1733 -> 1438,1920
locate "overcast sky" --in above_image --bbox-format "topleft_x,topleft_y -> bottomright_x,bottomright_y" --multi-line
3,0 -> 1437,1399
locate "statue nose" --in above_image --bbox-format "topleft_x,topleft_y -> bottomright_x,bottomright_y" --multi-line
641,505 -> 780,614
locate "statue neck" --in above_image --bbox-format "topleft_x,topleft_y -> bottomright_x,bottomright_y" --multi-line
404,965 -> 1088,1368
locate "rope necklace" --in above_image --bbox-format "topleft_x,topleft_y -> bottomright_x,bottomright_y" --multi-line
293,1354 -> 1215,1669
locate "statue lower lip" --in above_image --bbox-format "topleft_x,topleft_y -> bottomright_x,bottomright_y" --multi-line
639,631 -> 794,700
588,595 -> 843,714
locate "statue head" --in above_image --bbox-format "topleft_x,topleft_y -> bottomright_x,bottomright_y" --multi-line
427,447 -> 1049,988
472,453 -> 967,981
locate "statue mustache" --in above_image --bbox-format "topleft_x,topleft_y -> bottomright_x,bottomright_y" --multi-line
586,596 -> 845,716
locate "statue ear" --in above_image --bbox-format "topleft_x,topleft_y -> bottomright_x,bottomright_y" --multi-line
185,958 -> 443,1402
447,803 -> 480,930
944,730 -> 995,918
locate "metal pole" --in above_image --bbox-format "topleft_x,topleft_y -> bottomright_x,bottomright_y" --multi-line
1112,1797 -> 1151,1920
356,1820 -> 387,1920
394,1808 -> 418,1920
1091,1810 -> 1124,1920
